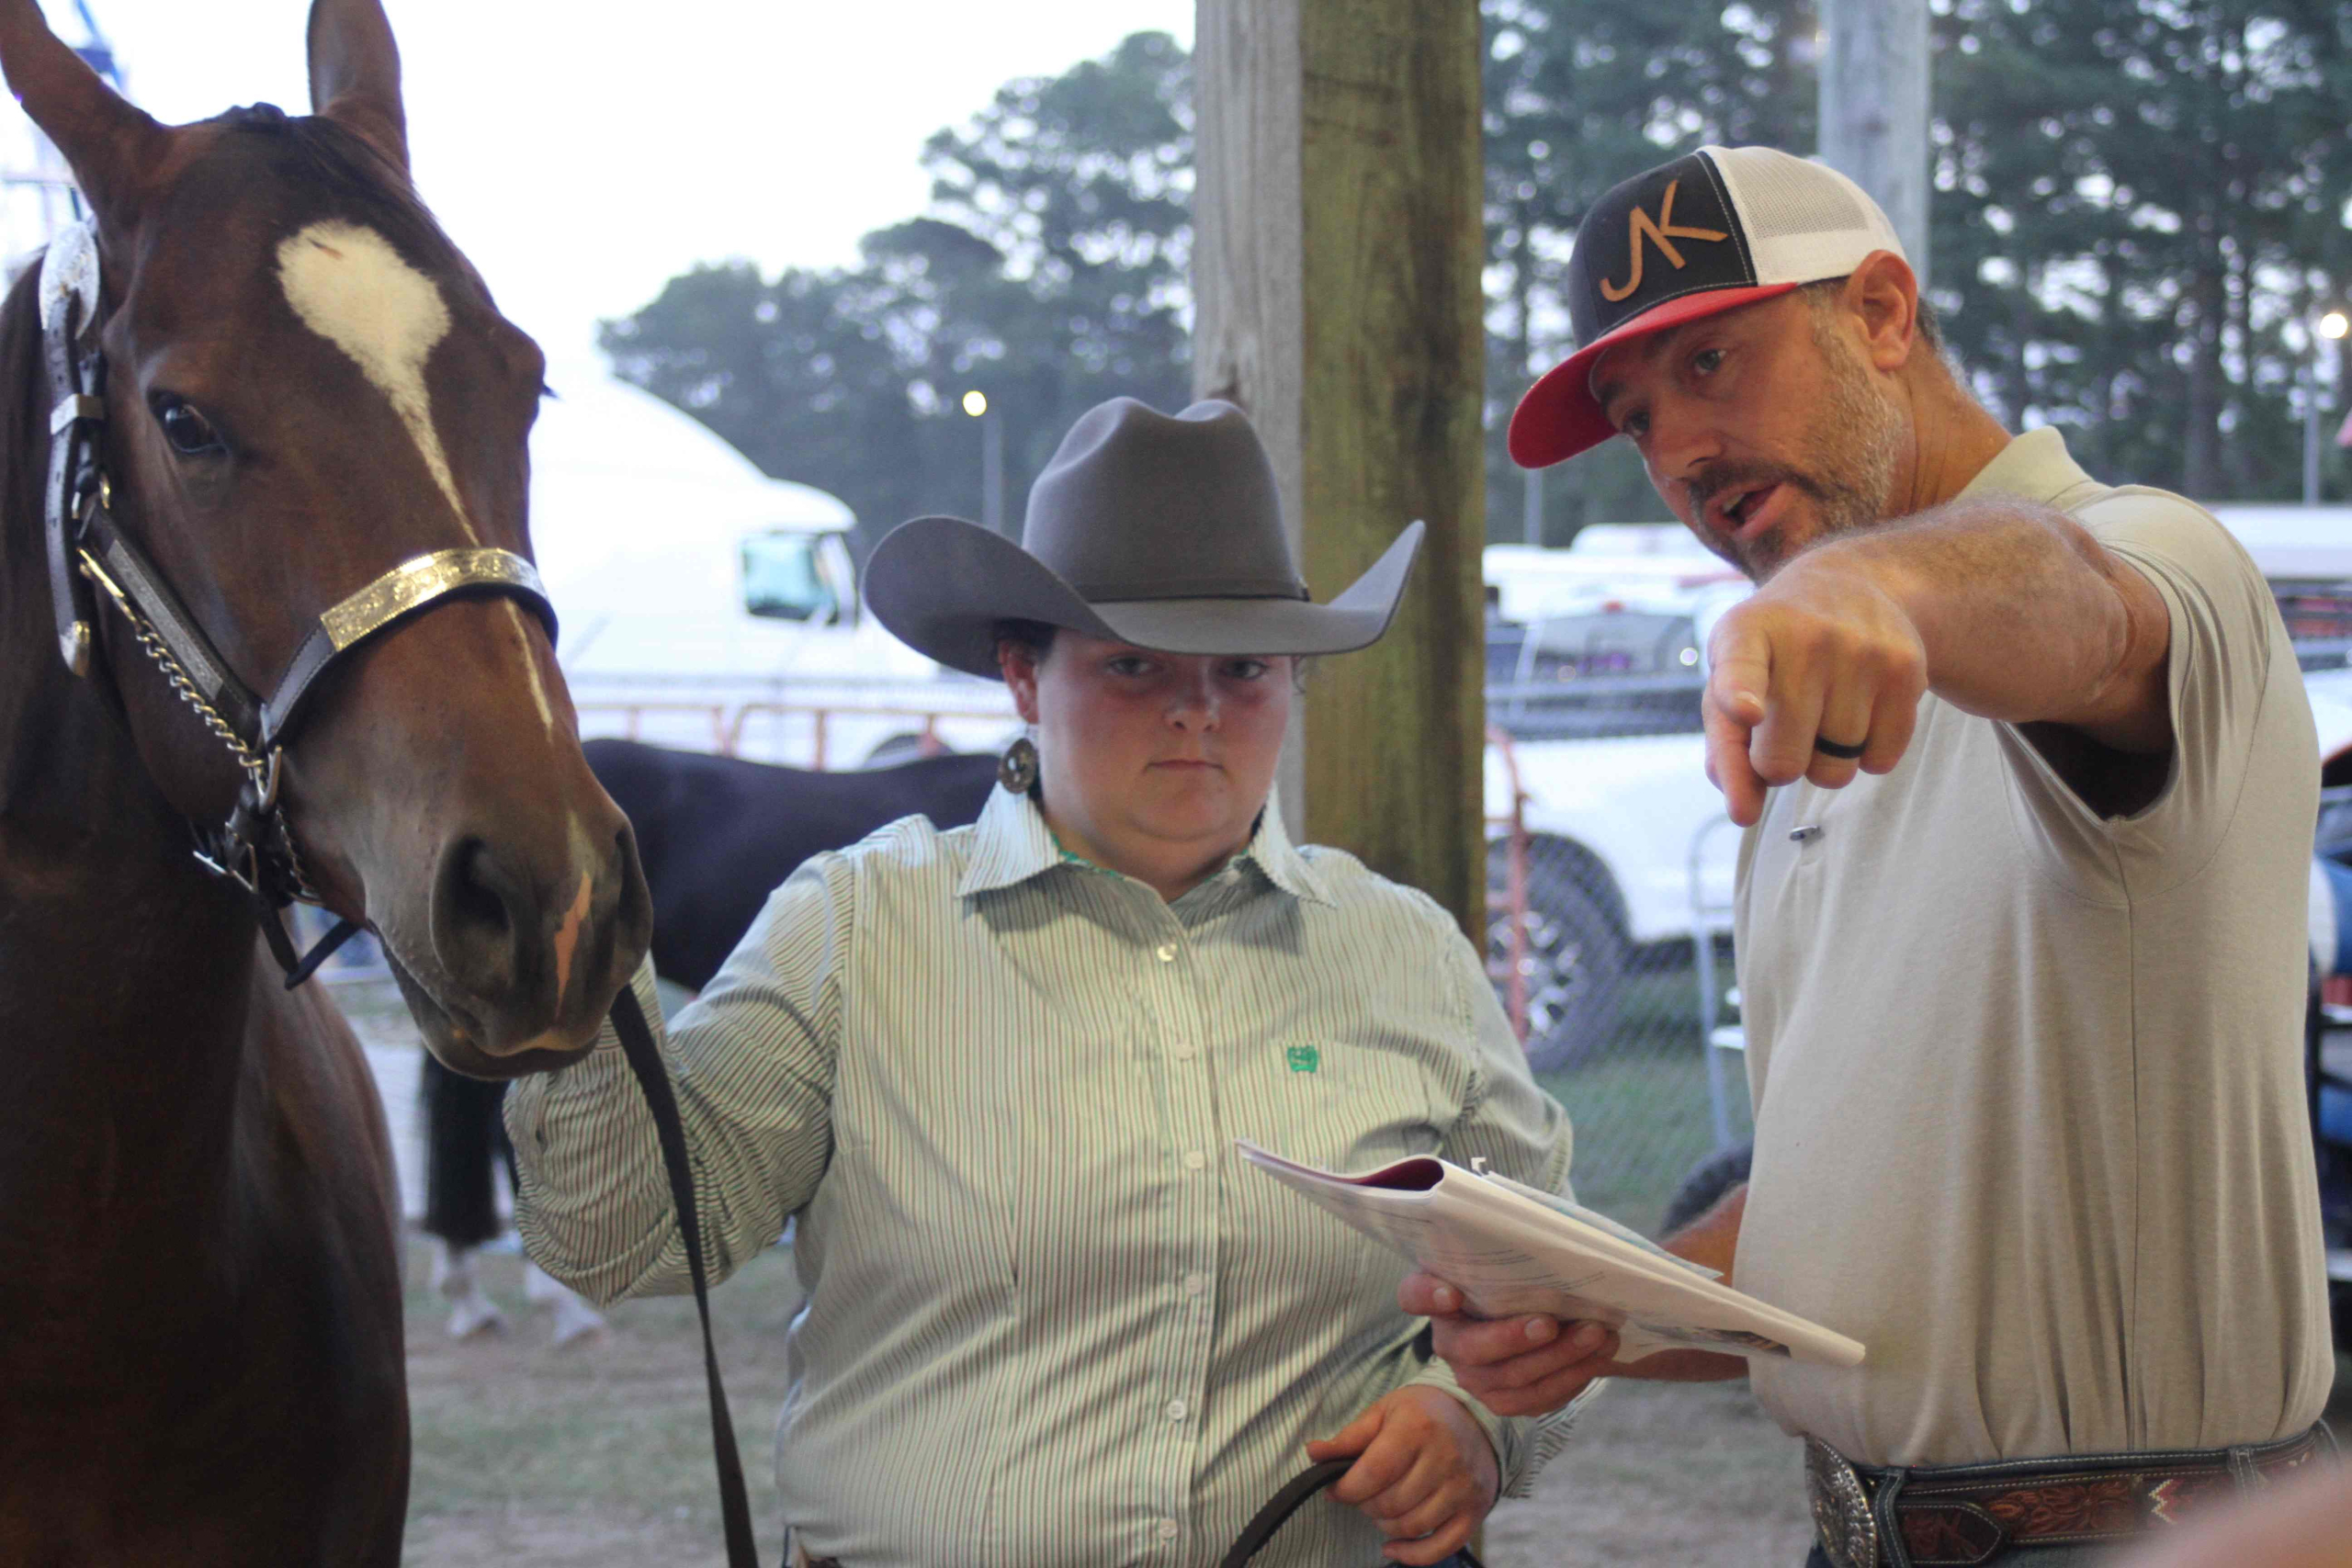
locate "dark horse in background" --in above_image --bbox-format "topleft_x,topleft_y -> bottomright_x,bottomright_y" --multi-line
589,739 -> 1000,991
415,740 -> 1000,1329
0,2 -> 650,1561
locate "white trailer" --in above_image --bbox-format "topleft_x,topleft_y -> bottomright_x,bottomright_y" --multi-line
526,368 -> 1015,767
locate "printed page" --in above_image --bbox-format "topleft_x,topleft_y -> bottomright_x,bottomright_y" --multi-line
1476,1168 -> 1722,1280
1236,1141 -> 1863,1368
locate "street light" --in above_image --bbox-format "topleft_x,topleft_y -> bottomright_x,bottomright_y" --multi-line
2307,311 -> 2349,507
964,389 -> 1004,535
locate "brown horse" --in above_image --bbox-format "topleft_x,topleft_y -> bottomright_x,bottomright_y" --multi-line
0,1 -> 651,1561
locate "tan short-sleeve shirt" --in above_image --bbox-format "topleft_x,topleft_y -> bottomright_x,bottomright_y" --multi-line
1732,428 -> 2334,1467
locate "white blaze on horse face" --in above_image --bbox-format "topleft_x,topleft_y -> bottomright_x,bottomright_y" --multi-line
548,869 -> 594,1007
276,220 -> 475,539
502,600 -> 558,736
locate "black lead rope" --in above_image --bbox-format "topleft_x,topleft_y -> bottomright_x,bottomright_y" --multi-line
608,982 -> 763,1568
1216,1458 -> 1487,1568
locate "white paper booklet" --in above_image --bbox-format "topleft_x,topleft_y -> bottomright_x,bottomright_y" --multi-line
1236,1140 -> 1865,1367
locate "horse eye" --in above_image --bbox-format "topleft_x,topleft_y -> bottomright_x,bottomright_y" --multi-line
153,397 -> 224,457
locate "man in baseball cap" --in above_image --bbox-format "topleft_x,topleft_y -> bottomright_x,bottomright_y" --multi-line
1408,145 -> 2334,1566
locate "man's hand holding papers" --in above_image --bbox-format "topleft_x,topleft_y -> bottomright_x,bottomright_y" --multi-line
1399,1176 -> 1758,1416
1401,1184 -> 1758,1419
1238,1141 -> 1861,1421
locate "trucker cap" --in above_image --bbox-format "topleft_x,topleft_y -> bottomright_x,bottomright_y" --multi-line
1508,145 -> 1907,468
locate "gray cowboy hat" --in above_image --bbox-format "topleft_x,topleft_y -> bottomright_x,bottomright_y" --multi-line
863,397 -> 1424,680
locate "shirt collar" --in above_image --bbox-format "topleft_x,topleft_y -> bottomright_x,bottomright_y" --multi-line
1954,426 -> 2104,511
1239,791 -> 1332,907
956,784 -> 1065,897
955,784 -> 1333,907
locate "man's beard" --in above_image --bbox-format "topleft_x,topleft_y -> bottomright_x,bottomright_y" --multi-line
1692,322 -> 1906,581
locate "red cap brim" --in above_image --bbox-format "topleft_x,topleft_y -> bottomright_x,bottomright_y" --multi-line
1507,283 -> 1799,468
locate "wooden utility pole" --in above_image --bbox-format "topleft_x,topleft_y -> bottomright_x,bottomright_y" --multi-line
1819,0 -> 1931,289
1193,0 -> 1487,938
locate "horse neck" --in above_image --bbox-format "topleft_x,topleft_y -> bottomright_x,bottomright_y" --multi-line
0,256 -> 263,1225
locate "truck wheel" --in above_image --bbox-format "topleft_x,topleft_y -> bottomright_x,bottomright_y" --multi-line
1660,1141 -> 1752,1236
1488,840 -> 1631,1072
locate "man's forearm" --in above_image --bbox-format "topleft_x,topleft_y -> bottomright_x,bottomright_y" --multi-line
1614,1181 -> 1748,1382
1663,1179 -> 1744,1280
1797,498 -> 2169,749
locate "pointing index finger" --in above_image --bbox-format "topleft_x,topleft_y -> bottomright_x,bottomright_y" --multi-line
1703,619 -> 1770,826
1706,615 -> 1770,728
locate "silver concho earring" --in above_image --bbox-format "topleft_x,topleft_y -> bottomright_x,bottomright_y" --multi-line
997,736 -> 1039,795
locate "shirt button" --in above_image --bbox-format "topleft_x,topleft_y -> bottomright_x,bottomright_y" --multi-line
1182,1149 -> 1206,1171
1166,1398 -> 1189,1422
1182,1271 -> 1207,1296
1156,1519 -> 1180,1542
1155,942 -> 1178,963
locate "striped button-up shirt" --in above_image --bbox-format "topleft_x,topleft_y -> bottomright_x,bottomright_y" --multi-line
508,784 -> 1580,1566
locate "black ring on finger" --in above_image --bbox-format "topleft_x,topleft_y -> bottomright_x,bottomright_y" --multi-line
1812,734 -> 1867,761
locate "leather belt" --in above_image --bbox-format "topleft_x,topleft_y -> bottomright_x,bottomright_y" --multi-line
1805,1426 -> 2330,1567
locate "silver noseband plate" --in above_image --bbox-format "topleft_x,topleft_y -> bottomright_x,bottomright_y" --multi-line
321,547 -> 548,651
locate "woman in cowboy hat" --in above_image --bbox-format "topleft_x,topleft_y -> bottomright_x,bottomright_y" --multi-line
506,398 -> 1581,1567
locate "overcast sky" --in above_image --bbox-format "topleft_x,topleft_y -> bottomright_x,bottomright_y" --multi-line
17,0 -> 1194,370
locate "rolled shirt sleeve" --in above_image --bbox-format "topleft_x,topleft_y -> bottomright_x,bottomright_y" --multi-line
506,852 -> 853,1305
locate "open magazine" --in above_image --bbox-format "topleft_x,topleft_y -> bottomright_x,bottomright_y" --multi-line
1237,1140 -> 1864,1367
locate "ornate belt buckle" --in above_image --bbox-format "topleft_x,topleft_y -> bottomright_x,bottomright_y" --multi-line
1805,1436 -> 1881,1568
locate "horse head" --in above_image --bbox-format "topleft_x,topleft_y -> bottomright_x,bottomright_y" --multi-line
0,0 -> 651,1073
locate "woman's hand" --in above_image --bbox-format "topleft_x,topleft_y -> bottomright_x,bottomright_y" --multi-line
1305,1385 -> 1498,1564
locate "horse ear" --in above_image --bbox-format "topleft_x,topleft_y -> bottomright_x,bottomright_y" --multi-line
0,0 -> 164,223
307,0 -> 408,173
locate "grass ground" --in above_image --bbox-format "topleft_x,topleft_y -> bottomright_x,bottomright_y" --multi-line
1534,942 -> 1755,1235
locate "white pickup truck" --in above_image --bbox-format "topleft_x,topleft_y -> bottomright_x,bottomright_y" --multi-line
1480,539 -> 1747,1070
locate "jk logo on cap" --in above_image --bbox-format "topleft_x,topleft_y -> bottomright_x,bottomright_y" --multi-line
1600,180 -> 1729,302
1562,153 -> 1756,349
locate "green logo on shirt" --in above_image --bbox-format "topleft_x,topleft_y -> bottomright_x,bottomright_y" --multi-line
1285,1044 -> 1320,1074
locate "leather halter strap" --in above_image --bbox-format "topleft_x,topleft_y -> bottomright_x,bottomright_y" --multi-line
38,220 -> 554,983
40,220 -> 102,676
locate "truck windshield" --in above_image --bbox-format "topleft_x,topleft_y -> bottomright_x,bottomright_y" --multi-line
742,533 -> 836,622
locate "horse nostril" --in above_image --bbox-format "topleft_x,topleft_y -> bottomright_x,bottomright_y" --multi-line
432,836 -> 528,997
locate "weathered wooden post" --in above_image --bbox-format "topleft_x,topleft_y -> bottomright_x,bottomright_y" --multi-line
1819,0 -> 1932,288
1191,0 -> 1487,939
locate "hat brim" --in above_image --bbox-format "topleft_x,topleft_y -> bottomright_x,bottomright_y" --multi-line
864,515 -> 1426,680
1507,282 -> 1798,469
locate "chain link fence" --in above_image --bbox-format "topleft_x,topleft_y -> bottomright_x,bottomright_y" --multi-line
1485,610 -> 1750,1237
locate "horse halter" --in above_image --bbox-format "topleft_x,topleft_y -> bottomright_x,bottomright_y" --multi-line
39,220 -> 557,987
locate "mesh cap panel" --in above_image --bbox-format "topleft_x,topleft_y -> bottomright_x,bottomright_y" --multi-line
1706,145 -> 1905,284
